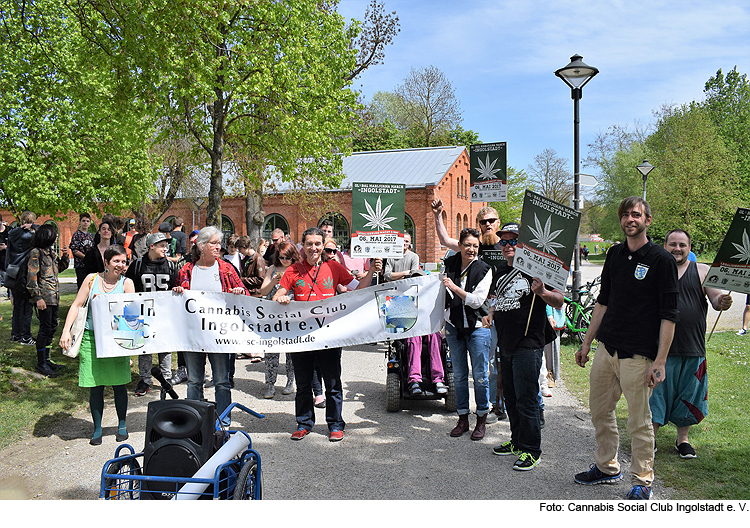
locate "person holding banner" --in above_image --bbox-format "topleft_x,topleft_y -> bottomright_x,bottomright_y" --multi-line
574,197 -> 679,500
273,226 -> 382,442
488,223 -> 564,471
443,228 -> 493,440
432,198 -> 507,423
650,229 -> 732,459
59,245 -> 135,445
173,226 -> 248,427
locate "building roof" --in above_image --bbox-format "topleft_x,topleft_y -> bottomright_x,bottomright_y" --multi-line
177,146 -> 468,199
336,145 -> 467,190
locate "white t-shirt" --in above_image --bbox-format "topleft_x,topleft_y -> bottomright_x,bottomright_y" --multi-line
224,253 -> 241,274
191,261 -> 222,292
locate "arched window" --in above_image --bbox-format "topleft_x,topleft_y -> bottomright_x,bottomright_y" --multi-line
404,213 -> 415,249
463,214 -> 468,231
318,212 -> 350,248
262,213 -> 290,241
162,215 -> 176,229
456,214 -> 461,239
43,220 -> 61,254
221,215 -> 234,241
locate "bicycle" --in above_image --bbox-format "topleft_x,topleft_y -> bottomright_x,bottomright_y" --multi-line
562,276 -> 601,343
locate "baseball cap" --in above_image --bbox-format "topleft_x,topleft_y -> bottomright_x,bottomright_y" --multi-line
499,222 -> 520,235
190,230 -> 199,238
128,219 -> 136,226
146,232 -> 169,247
158,222 -> 172,233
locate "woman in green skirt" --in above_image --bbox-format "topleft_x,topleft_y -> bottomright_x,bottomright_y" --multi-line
60,245 -> 135,445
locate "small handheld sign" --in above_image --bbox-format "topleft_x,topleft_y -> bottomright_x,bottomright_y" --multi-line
469,142 -> 507,203
350,182 -> 405,259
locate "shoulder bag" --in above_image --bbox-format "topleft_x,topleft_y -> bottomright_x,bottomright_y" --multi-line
63,275 -> 96,358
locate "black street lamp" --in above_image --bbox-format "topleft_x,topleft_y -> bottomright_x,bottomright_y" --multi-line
636,160 -> 654,200
555,54 -> 598,302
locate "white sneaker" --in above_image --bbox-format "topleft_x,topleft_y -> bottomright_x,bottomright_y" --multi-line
737,329 -> 747,336
541,385 -> 552,398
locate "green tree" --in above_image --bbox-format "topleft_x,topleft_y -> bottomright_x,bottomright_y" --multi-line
0,0 -> 155,218
489,166 -> 530,224
645,103 -> 739,251
70,0 -> 359,229
703,67 -> 750,203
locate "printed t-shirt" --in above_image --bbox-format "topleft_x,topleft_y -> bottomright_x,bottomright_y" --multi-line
280,260 -> 354,302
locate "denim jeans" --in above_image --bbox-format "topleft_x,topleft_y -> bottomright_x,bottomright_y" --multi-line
488,324 -> 502,409
292,348 -> 344,432
500,347 -> 543,458
184,352 -> 231,426
35,305 -> 59,349
445,324 -> 490,416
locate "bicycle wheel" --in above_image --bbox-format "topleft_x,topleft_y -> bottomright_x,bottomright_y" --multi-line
103,458 -> 142,500
574,306 -> 594,344
233,458 -> 262,500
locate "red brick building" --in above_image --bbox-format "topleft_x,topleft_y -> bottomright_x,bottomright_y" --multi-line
1,146 -> 487,266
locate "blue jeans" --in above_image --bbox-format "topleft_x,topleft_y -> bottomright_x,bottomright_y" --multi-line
185,352 -> 232,426
489,324 -> 504,410
500,347 -> 543,458
446,324 -> 490,416
292,348 -> 344,432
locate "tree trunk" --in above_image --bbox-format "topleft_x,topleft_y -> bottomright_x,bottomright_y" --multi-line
245,179 -> 265,248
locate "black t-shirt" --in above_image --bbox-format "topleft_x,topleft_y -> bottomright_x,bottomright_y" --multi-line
669,262 -> 707,357
596,239 -> 679,360
171,230 -> 187,256
125,255 -> 177,292
490,264 -> 553,353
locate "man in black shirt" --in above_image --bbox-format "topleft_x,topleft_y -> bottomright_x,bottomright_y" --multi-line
650,229 -> 732,459
487,223 -> 563,471
574,197 -> 679,500
125,232 -> 178,396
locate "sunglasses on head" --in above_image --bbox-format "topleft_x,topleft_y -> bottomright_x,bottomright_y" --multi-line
324,247 -> 337,254
479,218 -> 498,225
499,239 -> 518,247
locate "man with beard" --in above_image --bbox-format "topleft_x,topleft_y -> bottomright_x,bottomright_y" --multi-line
431,198 -> 506,422
125,232 -> 178,396
650,229 -> 732,459
574,196 -> 679,500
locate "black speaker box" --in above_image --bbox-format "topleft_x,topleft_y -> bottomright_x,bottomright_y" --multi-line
141,400 -> 217,500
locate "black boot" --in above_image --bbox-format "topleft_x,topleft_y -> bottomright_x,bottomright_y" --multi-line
45,348 -> 65,372
35,349 -> 58,378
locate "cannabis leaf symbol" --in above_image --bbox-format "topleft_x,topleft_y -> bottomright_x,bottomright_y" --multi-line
360,196 -> 397,230
528,213 -> 565,256
474,153 -> 502,181
321,276 -> 334,290
731,229 -> 750,264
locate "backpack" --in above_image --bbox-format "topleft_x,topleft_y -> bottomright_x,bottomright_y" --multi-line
4,257 -> 29,291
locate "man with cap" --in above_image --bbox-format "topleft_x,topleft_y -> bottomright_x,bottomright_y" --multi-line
123,219 -> 137,260
125,231 -> 179,396
157,221 -> 182,265
488,222 -> 564,472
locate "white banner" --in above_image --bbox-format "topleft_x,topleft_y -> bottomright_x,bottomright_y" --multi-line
91,274 -> 446,358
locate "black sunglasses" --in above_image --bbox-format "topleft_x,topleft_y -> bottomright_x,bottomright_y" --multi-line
479,218 -> 498,225
324,247 -> 337,254
499,239 -> 518,247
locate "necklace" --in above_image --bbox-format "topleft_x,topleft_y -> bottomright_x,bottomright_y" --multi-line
99,274 -> 118,292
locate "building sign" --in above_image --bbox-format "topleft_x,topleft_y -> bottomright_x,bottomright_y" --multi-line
469,142 -> 507,202
350,182 -> 405,259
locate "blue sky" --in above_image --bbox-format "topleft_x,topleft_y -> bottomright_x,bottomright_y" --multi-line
337,0 -> 750,180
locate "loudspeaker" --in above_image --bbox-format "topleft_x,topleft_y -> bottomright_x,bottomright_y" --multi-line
142,400 -> 217,500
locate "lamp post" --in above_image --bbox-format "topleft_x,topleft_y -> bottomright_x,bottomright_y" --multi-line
636,160 -> 654,200
192,197 -> 205,232
555,54 -> 598,302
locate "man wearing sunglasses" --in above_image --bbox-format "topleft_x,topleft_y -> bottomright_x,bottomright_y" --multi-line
488,222 -> 564,472
431,198 -> 507,422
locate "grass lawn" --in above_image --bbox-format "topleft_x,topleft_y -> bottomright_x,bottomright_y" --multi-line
0,291 -> 140,450
560,332 -> 750,499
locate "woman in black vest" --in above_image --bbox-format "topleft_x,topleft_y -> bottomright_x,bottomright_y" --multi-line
443,228 -> 493,440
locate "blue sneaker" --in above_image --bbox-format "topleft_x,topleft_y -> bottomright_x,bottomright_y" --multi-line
574,463 -> 623,485
627,485 -> 653,500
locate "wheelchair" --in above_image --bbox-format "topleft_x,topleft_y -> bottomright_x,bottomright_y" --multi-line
385,333 -> 456,412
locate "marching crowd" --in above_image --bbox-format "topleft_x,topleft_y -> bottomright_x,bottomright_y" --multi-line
2,195 -> 748,500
